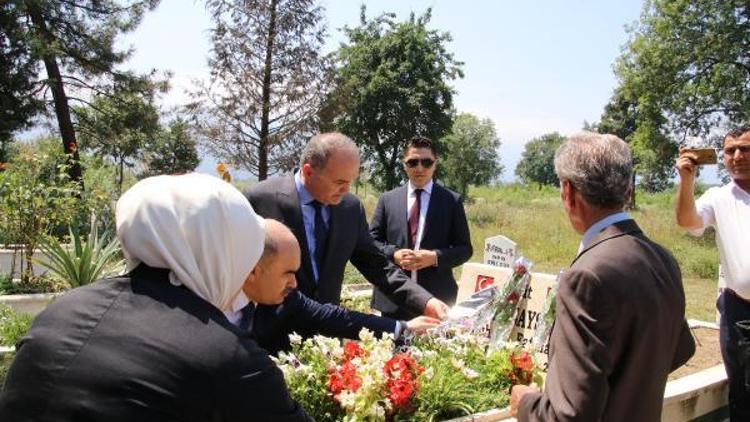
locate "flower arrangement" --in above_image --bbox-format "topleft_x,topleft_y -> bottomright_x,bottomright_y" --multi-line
467,257 -> 533,350
274,328 -> 543,421
532,269 -> 563,349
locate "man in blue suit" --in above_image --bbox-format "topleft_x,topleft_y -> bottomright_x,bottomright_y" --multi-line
229,219 -> 440,355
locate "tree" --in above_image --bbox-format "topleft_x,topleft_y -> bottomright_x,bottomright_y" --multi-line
141,117 -> 200,177
323,7 -> 463,190
615,0 -> 750,184
76,92 -> 160,194
191,0 -> 330,180
515,133 -> 566,187
0,4 -> 42,160
439,113 -> 502,197
4,0 -> 161,183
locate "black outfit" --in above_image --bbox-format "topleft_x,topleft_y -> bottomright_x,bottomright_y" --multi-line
245,175 -> 433,314
369,183 -> 472,319
718,288 -> 750,420
0,265 -> 310,422
252,289 -> 398,355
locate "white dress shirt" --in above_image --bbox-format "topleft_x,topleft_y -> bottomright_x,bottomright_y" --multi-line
407,180 -> 433,281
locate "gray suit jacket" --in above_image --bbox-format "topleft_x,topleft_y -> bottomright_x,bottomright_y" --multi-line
519,219 -> 695,422
369,183 -> 472,317
245,174 -> 433,314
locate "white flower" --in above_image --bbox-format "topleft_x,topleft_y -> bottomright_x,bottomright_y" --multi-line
289,332 -> 302,345
463,367 -> 479,379
424,366 -> 434,380
337,390 -> 357,410
451,358 -> 465,369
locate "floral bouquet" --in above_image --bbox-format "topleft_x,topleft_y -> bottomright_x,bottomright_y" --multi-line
274,330 -> 421,421
468,257 -> 533,351
274,328 -> 543,421
532,269 -> 563,349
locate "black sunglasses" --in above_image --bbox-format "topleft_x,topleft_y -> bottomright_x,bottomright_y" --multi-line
404,158 -> 435,168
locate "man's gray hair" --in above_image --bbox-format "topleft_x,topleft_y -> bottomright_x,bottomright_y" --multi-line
554,131 -> 633,209
300,132 -> 359,170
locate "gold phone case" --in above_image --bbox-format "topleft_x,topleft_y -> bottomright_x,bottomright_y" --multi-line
683,148 -> 717,165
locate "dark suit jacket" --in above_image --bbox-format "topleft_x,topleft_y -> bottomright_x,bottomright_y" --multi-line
0,265 -> 311,422
519,220 -> 696,422
369,182 -> 472,317
246,174 -> 432,314
252,289 -> 398,355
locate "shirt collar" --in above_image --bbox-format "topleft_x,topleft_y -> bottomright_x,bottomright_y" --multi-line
294,171 -> 315,205
579,211 -> 631,253
224,291 -> 252,325
730,179 -> 750,199
408,179 -> 434,196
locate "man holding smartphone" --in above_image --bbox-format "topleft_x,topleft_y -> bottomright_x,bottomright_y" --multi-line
676,126 -> 750,421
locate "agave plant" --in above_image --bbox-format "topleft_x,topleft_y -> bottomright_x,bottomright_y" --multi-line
35,223 -> 124,288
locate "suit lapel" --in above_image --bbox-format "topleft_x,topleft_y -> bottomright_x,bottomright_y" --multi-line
571,219 -> 642,266
420,183 -> 440,247
397,185 -> 409,246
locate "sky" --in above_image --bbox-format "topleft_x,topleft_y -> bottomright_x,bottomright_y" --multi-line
120,0 -> 652,182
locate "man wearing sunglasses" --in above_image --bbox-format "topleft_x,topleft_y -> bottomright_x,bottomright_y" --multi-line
369,136 -> 472,319
676,126 -> 750,421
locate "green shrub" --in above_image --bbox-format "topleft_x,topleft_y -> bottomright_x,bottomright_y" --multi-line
0,274 -> 68,294
0,305 -> 33,347
0,139 -> 80,281
36,222 -> 124,288
0,352 -> 15,387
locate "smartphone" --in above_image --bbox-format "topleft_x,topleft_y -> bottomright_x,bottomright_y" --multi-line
681,148 -> 717,165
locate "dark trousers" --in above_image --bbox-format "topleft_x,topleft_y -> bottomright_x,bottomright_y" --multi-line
718,289 -> 750,421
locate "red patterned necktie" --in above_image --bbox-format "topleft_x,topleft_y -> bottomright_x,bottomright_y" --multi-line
408,189 -> 423,247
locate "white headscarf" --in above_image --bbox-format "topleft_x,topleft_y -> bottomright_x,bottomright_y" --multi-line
115,173 -> 265,311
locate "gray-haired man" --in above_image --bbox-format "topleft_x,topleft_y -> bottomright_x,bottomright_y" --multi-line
511,132 -> 695,421
245,132 -> 449,322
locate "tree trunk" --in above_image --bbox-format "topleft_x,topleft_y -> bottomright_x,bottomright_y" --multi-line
27,2 -> 83,185
629,171 -> 637,209
258,0 -> 278,181
118,155 -> 124,196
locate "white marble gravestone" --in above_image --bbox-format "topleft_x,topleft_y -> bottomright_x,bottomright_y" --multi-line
483,235 -> 517,268
456,262 -> 557,372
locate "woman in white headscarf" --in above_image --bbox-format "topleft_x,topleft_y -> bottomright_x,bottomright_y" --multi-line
0,173 -> 312,422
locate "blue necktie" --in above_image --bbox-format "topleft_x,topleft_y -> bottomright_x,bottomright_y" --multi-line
310,200 -> 329,280
239,303 -> 255,331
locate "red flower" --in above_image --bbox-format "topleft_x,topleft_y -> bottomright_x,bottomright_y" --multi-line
328,361 -> 362,397
343,341 -> 366,361
508,351 -> 535,385
505,291 -> 520,303
511,351 -> 533,372
383,353 -> 423,412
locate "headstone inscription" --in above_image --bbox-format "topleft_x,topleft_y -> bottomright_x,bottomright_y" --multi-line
483,235 -> 517,268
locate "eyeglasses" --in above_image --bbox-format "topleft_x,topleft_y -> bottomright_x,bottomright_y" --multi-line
404,158 -> 435,168
724,145 -> 750,156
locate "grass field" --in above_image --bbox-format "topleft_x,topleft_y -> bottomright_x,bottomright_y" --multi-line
347,183 -> 719,322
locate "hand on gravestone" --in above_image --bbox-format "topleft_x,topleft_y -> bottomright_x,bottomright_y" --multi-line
405,316 -> 441,333
423,297 -> 449,320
